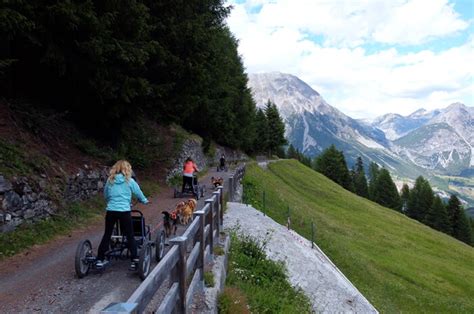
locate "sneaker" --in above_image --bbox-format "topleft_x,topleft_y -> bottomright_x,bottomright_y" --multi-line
95,260 -> 104,268
129,258 -> 139,271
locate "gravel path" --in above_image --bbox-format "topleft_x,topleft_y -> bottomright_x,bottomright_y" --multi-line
223,202 -> 378,313
0,167 -> 233,313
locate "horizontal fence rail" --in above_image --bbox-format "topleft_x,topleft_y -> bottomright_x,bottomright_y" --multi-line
102,164 -> 246,314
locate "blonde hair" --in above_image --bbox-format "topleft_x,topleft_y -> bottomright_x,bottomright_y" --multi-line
108,160 -> 132,183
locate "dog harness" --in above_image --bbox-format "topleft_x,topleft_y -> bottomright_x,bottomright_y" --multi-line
170,211 -> 178,220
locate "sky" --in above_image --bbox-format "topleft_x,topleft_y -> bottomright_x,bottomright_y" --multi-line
226,0 -> 474,119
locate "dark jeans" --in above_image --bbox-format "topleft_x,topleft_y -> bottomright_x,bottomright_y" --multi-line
182,175 -> 194,193
98,210 -> 137,261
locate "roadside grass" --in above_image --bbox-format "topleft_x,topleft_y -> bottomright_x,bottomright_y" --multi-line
243,160 -> 474,312
218,286 -> 250,314
140,179 -> 160,197
0,196 -> 105,259
221,232 -> 312,314
0,138 -> 52,178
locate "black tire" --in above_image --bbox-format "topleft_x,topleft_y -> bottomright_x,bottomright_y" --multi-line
138,244 -> 152,280
155,230 -> 166,262
75,239 -> 93,278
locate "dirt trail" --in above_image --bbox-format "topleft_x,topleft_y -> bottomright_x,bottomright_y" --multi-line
0,167 -> 233,313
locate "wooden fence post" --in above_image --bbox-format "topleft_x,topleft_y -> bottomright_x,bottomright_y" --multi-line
205,198 -> 214,255
213,191 -> 221,237
194,210 -> 205,280
287,205 -> 291,230
217,186 -> 224,225
169,236 -> 187,314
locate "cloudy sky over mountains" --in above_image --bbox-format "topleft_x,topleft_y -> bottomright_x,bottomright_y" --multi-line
227,0 -> 473,119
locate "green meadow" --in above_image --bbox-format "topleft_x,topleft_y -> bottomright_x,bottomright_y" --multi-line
243,160 -> 474,313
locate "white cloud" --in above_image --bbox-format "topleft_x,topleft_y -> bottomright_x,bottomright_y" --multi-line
227,0 -> 473,119
372,0 -> 469,45
228,0 -> 469,47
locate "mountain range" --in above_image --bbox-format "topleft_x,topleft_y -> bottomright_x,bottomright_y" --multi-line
248,72 -> 474,207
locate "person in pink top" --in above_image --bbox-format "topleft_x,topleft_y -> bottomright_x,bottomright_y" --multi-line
182,157 -> 199,193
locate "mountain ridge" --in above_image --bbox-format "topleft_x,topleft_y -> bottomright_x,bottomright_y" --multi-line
247,71 -> 473,206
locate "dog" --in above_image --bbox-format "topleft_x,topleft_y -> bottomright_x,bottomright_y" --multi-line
162,210 -> 179,237
162,201 -> 186,236
211,176 -> 224,188
180,198 -> 197,225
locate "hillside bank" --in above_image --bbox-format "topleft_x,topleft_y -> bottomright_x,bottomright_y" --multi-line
242,160 -> 474,312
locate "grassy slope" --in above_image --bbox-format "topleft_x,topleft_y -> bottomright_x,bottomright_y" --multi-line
243,160 -> 474,313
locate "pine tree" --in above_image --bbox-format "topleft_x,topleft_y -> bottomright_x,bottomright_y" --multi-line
352,157 -> 369,198
426,196 -> 450,233
314,145 -> 353,191
406,176 -> 433,223
368,162 -> 380,201
287,144 -> 298,159
264,101 -> 287,156
400,184 -> 410,213
447,195 -> 472,245
372,168 -> 401,211
470,218 -> 474,245
301,155 -> 312,167
254,108 -> 269,154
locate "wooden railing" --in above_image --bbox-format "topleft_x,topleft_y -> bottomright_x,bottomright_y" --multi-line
102,165 -> 245,314
228,165 -> 245,202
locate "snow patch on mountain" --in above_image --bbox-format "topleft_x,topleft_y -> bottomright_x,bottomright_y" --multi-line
355,134 -> 386,150
302,115 -> 318,151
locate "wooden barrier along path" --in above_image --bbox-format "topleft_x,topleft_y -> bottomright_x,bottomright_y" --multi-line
102,165 -> 246,314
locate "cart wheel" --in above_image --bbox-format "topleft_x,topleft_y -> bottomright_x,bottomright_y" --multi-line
200,186 -> 205,197
173,188 -> 178,198
75,239 -> 93,278
155,230 -> 166,262
138,244 -> 152,280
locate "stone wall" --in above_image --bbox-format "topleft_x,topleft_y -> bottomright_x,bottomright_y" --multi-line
0,166 -> 108,233
213,146 -> 248,165
166,138 -> 207,184
165,138 -> 248,185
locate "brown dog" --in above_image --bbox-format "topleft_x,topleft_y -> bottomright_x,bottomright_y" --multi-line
162,210 -> 179,236
181,198 -> 197,225
211,176 -> 224,188
163,201 -> 187,236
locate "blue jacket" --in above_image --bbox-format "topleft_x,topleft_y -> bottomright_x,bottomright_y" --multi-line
104,174 -> 148,211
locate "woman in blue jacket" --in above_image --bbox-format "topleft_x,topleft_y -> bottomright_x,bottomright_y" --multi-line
96,160 -> 149,270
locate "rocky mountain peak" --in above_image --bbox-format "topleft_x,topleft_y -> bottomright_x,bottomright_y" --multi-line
408,108 -> 427,118
248,72 -> 339,119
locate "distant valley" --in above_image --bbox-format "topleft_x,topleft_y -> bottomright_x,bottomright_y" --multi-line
248,72 -> 474,209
